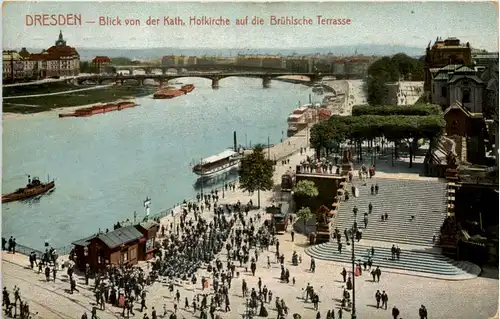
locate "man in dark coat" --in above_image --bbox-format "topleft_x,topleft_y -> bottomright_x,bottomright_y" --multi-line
392,306 -> 400,319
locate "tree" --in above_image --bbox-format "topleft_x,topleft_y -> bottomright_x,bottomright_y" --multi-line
293,180 -> 319,198
296,206 -> 313,234
352,104 -> 442,116
366,54 -> 424,105
239,145 -> 275,208
110,57 -> 133,65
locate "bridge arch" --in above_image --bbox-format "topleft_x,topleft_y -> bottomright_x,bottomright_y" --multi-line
150,68 -> 164,75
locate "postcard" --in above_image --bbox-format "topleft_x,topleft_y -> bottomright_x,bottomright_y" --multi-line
2,1 -> 499,319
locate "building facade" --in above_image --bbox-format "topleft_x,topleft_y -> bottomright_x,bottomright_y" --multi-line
431,64 -> 484,113
424,37 -> 472,95
2,51 -> 30,80
91,56 -> 112,74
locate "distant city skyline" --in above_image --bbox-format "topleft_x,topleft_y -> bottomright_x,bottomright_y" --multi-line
3,2 -> 499,52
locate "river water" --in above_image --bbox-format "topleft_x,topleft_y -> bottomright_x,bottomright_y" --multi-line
2,77 -> 317,250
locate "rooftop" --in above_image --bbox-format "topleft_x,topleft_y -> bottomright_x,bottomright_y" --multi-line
71,225 -> 144,249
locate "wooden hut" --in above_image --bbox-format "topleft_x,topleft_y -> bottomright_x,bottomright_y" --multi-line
71,225 -> 145,272
134,220 -> 160,261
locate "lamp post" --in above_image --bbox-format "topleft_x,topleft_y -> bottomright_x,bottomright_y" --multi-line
144,197 -> 151,222
346,222 -> 358,319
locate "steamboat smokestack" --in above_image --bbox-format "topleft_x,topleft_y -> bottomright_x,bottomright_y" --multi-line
233,131 -> 237,152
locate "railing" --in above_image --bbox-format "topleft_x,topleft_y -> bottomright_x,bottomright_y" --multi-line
10,243 -> 44,259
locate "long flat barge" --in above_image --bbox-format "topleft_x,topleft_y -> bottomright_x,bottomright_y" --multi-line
58,101 -> 138,118
153,84 -> 195,99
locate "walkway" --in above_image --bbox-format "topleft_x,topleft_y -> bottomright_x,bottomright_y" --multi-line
3,84 -> 114,99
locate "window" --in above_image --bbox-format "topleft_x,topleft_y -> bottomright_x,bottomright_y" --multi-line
462,89 -> 471,103
130,247 -> 137,260
121,251 -> 128,263
441,86 -> 447,98
146,238 -> 154,250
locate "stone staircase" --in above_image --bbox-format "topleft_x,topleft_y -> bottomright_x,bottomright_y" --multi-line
305,242 -> 481,278
334,177 -> 448,247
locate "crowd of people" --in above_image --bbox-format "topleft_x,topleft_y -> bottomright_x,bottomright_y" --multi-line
2,286 -> 34,319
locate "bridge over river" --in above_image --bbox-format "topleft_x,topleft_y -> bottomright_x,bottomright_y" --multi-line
75,71 -> 358,88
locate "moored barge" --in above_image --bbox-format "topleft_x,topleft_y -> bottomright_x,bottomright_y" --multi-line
58,101 -> 138,118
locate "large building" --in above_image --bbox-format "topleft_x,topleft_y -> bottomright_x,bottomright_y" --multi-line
3,31 -> 80,80
2,50 -> 30,80
91,56 -> 111,74
235,55 -> 285,69
424,37 -> 472,96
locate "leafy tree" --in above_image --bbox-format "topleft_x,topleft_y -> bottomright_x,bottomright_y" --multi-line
239,145 -> 275,208
366,54 -> 424,105
293,180 -> 319,198
296,206 -> 313,234
352,104 -> 442,116
111,57 -> 133,65
79,61 -> 92,73
311,114 -> 445,167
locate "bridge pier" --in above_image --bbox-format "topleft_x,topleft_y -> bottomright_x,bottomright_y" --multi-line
212,78 -> 220,89
263,77 -> 271,88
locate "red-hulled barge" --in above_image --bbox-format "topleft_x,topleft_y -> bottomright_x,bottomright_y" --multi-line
180,84 -> 195,93
58,101 -> 138,118
2,176 -> 55,203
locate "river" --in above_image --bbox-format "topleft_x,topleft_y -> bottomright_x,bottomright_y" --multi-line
2,77 -> 319,250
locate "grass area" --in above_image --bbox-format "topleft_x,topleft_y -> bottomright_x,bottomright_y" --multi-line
4,82 -> 79,96
3,86 -> 156,114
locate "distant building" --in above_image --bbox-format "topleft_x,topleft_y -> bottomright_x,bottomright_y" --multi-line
196,56 -> 217,66
385,81 -> 424,106
430,64 -> 483,113
285,57 -> 313,73
91,56 -> 111,73
424,37 -> 472,96
2,50 -> 30,80
30,31 -> 80,78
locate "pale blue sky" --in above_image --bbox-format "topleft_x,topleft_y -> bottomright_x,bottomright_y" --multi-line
2,2 -> 498,51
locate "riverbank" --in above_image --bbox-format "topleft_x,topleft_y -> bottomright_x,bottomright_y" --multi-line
2,84 -> 155,116
2,99 -> 138,121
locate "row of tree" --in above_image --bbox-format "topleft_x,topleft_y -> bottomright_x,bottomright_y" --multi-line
309,104 -> 445,167
366,53 -> 424,105
352,104 -> 442,116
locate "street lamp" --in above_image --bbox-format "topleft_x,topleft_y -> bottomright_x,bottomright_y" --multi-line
346,222 -> 359,319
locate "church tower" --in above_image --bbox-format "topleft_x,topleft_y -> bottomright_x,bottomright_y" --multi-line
55,30 -> 67,47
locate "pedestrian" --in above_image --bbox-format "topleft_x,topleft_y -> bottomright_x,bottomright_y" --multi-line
419,305 -> 428,319
392,306 -> 400,319
375,290 -> 381,309
341,268 -> 347,282
381,291 -> 388,310
44,266 -> 50,282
